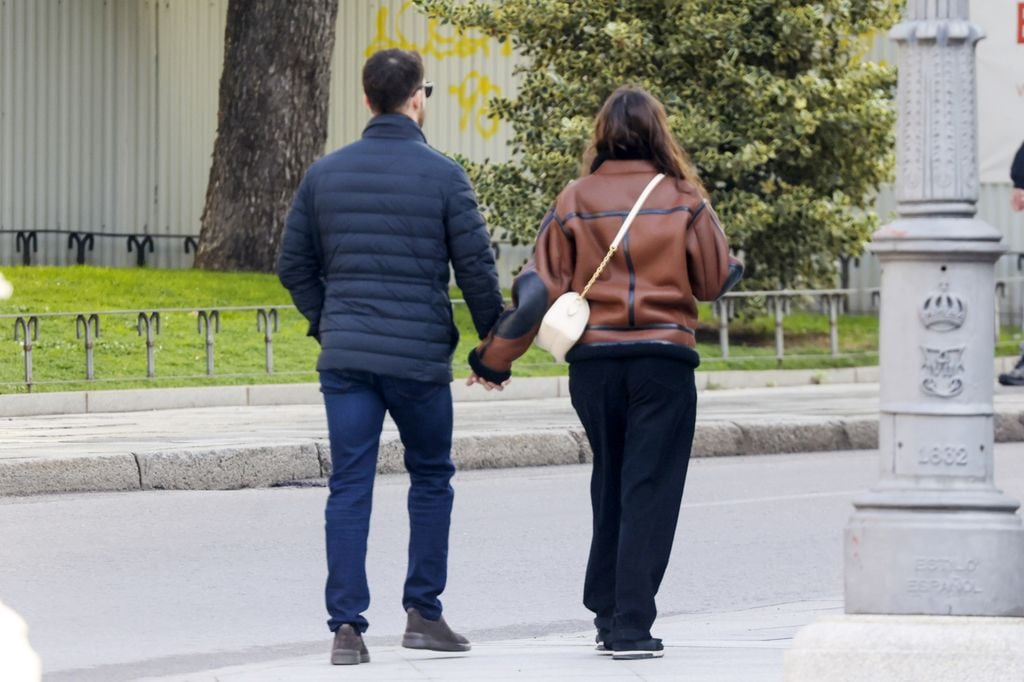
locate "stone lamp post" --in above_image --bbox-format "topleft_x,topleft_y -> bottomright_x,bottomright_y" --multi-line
785,2 -> 1024,679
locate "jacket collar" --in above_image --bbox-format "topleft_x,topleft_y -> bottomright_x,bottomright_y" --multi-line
362,113 -> 427,142
592,159 -> 658,175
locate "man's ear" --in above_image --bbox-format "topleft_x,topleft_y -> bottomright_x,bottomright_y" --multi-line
364,94 -> 374,113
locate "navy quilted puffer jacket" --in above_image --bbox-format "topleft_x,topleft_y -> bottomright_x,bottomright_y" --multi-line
277,114 -> 503,384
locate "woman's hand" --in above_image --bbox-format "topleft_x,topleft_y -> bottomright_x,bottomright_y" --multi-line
466,373 -> 510,391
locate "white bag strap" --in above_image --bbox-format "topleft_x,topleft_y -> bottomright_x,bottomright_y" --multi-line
580,173 -> 665,299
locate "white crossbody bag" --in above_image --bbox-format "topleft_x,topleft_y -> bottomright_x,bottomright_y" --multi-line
535,173 -> 666,362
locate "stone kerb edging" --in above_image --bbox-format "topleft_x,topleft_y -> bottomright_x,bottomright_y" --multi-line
0,366 -> 885,418
5,412 -> 1024,496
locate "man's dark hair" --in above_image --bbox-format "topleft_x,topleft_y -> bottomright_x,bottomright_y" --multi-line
363,49 -> 424,114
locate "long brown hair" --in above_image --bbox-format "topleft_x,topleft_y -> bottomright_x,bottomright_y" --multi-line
582,86 -> 705,194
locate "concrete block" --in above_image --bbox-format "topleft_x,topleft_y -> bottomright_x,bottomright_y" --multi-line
843,418 -> 879,450
692,421 -> 745,457
995,356 -> 1019,373
316,431 -> 583,475
704,369 -> 819,390
819,368 -> 858,385
247,383 -> 321,406
0,392 -> 87,418
736,419 -> 850,455
0,455 -> 140,496
452,431 -> 581,470
701,367 -> 863,391
854,366 -> 880,383
377,437 -> 406,474
86,386 -> 247,413
994,411 -> 1024,443
451,376 -> 561,403
785,615 -> 1024,682
318,437 -> 406,477
569,430 -> 591,463
137,443 -> 321,490
314,440 -> 331,477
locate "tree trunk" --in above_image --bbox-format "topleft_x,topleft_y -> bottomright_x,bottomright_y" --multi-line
195,0 -> 338,272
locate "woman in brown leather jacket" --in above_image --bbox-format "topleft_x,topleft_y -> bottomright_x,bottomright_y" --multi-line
468,86 -> 742,660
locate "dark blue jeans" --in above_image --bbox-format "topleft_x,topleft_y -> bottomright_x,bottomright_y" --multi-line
320,369 -> 455,633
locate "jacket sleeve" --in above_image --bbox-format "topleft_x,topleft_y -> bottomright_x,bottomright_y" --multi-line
686,200 -> 743,301
277,172 -> 325,341
1013,142 -> 1024,189
445,165 -> 504,338
469,208 -> 574,383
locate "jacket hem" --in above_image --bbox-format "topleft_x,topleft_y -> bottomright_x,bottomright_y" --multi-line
566,341 -> 701,367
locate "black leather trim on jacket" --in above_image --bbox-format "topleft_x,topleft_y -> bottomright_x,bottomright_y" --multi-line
716,260 -> 744,300
468,347 -> 512,384
566,341 -> 701,367
494,271 -> 548,339
587,322 -> 695,335
624,231 -> 637,327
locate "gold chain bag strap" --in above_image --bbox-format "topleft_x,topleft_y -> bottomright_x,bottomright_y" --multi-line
535,173 -> 666,362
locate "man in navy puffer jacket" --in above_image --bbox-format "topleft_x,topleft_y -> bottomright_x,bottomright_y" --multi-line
277,49 -> 503,665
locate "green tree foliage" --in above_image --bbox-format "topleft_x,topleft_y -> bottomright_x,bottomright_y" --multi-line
417,0 -> 898,289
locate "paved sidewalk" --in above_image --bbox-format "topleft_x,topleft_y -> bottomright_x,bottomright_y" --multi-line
4,383 -> 1024,496
136,600 -> 840,681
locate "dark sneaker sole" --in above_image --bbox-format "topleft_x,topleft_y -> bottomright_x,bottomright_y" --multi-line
595,645 -> 614,656
331,651 -> 370,665
402,633 -> 471,652
612,649 -> 664,660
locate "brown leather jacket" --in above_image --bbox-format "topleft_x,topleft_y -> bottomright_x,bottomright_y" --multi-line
469,159 -> 741,383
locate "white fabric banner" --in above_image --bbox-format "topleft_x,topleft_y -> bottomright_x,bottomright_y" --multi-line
975,0 -> 1024,184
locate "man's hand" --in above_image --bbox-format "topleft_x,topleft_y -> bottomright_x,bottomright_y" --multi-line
1012,188 -> 1024,213
466,373 -> 510,391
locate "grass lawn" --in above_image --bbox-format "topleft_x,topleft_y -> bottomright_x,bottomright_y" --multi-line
0,266 -> 1018,394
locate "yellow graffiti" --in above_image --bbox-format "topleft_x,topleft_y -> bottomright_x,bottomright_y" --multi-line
366,1 -> 512,60
449,71 -> 502,140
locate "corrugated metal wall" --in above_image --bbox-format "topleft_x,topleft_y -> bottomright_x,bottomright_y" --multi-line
0,0 -> 518,270
327,0 -> 517,162
0,0 -> 226,269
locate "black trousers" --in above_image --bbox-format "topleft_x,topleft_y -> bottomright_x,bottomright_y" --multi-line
569,356 -> 697,643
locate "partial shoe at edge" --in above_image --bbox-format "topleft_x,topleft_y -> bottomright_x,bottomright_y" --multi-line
402,607 -> 472,652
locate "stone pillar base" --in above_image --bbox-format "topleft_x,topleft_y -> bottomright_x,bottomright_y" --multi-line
784,615 -> 1024,682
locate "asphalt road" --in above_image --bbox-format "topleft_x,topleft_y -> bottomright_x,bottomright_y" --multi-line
2,446 -> 1023,681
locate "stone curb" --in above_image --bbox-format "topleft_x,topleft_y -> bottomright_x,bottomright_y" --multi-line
2,359 -> 1020,419
3,410 -> 1023,497
4,362 -> 986,418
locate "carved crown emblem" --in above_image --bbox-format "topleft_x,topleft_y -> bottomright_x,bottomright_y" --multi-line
919,284 -> 966,332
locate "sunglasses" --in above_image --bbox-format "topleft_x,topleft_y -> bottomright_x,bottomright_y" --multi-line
418,81 -> 434,98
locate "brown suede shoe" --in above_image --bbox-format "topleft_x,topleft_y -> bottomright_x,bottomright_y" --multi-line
401,607 -> 471,652
331,624 -> 370,665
